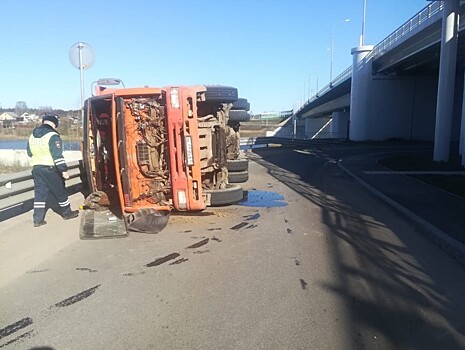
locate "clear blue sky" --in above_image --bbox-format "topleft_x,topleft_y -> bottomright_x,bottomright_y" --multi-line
1,0 -> 427,114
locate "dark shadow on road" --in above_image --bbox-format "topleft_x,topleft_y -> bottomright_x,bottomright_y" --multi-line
251,146 -> 465,350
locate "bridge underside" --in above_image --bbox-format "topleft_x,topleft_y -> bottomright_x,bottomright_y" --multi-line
296,4 -> 465,148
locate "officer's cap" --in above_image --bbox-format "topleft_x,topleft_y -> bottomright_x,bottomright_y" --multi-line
42,114 -> 59,128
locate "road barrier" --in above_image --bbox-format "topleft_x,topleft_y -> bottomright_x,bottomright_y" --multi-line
1,137 -> 342,221
0,161 -> 84,222
240,136 -> 344,149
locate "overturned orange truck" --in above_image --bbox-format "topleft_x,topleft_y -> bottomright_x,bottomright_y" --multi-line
81,85 -> 244,233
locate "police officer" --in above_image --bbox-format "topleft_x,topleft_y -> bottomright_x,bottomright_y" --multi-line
27,114 -> 79,227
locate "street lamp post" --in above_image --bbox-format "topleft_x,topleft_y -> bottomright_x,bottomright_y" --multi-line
316,58 -> 319,95
360,0 -> 367,46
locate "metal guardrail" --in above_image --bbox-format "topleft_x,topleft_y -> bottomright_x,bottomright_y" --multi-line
369,1 -> 443,59
0,162 -> 83,222
1,139 -> 342,220
296,65 -> 352,115
240,136 -> 344,149
296,1 -> 444,115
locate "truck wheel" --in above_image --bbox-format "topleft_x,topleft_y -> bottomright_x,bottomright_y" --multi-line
226,158 -> 248,172
228,170 -> 248,183
206,184 -> 243,206
229,110 -> 250,122
79,160 -> 92,197
205,86 -> 238,103
232,98 -> 250,111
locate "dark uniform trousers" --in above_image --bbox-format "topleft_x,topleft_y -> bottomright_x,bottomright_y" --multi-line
32,166 -> 72,223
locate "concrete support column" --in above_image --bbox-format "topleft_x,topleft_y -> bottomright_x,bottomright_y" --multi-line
460,68 -> 465,166
305,117 -> 330,139
349,45 -> 374,141
461,116 -> 465,165
434,0 -> 459,162
330,111 -> 350,139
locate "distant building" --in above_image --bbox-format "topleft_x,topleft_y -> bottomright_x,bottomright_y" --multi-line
252,110 -> 293,121
19,113 -> 40,124
0,112 -> 19,128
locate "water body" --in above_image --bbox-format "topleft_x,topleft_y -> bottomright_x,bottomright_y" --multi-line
239,190 -> 288,208
0,140 -> 80,150
240,144 -> 267,150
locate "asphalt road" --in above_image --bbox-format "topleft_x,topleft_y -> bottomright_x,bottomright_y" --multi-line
1,145 -> 465,350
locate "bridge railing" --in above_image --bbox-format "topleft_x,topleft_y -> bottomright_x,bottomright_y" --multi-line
240,136 -> 344,149
296,1 -> 445,116
0,162 -> 83,221
370,1 -> 443,59
296,65 -> 353,114
2,137 -> 345,221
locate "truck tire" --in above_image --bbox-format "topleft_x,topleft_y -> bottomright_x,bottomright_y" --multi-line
205,86 -> 238,103
206,184 -> 243,206
226,158 -> 248,172
79,159 -> 92,197
232,98 -> 250,111
229,110 -> 250,122
228,170 -> 248,183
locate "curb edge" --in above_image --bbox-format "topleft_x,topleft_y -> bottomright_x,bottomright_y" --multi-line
337,160 -> 465,266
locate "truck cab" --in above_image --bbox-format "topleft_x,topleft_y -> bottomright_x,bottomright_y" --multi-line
81,84 -> 243,231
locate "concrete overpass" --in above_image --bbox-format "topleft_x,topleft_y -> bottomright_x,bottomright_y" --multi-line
294,1 -> 465,165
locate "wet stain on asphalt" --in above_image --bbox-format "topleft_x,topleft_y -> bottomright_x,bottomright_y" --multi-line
284,218 -> 289,223
300,279 -> 308,290
52,285 -> 101,308
0,317 -> 33,340
187,238 -> 209,249
231,222 -> 258,230
244,213 -> 261,221
211,237 -> 222,242
146,253 -> 181,267
295,259 -> 301,266
287,228 -> 293,234
170,258 -> 189,265
239,190 -> 287,208
26,269 -> 50,274
231,222 -> 249,230
193,250 -> 210,255
76,268 -> 97,273
0,329 -> 35,348
123,271 -> 145,277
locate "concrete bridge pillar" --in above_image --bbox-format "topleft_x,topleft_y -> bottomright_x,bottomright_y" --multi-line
434,0 -> 460,162
304,117 -> 330,139
460,63 -> 465,166
461,68 -> 465,166
349,45 -> 374,141
330,111 -> 349,139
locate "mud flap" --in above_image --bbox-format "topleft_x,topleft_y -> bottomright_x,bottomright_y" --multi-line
79,209 -> 128,240
126,208 -> 170,234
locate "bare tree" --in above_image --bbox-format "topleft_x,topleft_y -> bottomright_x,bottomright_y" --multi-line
15,101 -> 28,116
38,106 -> 54,115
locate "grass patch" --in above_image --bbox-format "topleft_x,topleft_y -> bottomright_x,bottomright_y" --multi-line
379,154 -> 465,198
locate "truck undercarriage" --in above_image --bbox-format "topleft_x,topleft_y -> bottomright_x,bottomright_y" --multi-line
81,85 -> 243,235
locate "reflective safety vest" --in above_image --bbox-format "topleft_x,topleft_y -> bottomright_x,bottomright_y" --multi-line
28,131 -> 58,166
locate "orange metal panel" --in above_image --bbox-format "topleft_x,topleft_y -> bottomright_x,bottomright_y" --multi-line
113,89 -> 171,214
165,86 -> 205,211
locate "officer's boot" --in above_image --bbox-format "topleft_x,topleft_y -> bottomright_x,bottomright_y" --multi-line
62,209 -> 79,220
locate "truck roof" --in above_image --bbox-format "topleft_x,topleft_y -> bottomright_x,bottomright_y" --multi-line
95,86 -> 163,97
